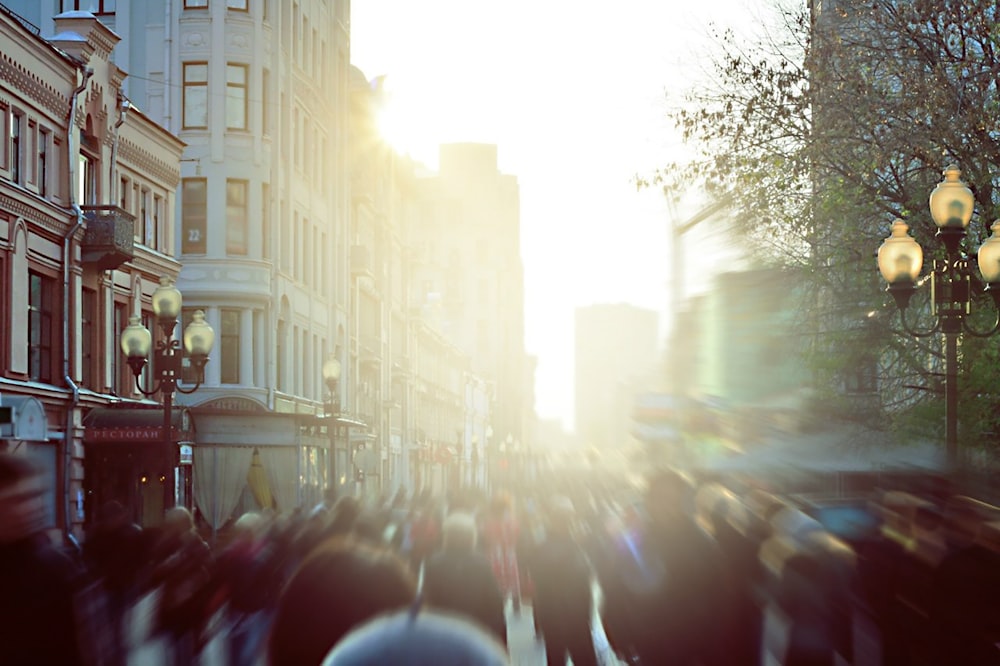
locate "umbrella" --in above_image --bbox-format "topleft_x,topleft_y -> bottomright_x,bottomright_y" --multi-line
247,447 -> 275,509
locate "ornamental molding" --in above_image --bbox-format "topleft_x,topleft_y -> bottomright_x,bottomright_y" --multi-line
0,52 -> 70,118
119,138 -> 182,187
0,191 -> 71,237
87,29 -> 116,61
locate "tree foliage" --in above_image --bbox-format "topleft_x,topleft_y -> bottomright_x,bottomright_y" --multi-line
654,0 -> 1000,451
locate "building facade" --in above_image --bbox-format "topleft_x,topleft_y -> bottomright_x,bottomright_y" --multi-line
6,1 -> 530,529
1,5 -> 186,533
410,143 -> 530,466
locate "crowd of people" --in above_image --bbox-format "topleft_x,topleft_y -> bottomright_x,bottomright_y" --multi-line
2,449 -> 1000,665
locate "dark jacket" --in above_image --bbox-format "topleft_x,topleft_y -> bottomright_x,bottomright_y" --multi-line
0,535 -> 83,665
423,549 -> 507,644
525,532 -> 592,632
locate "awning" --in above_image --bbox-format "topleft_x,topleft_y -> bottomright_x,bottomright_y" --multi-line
83,406 -> 194,444
0,395 -> 49,441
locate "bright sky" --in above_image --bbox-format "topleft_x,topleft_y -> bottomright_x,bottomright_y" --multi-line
350,0 -> 756,431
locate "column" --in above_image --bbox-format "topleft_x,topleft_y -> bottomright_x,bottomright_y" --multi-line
240,308 -> 253,386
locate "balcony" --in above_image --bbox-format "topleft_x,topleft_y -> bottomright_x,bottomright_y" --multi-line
81,206 -> 135,270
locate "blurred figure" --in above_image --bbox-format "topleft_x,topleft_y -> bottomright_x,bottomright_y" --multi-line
152,506 -> 214,665
0,452 -> 82,665
268,537 -> 417,665
607,469 -> 727,665
407,501 -> 442,572
525,496 -> 596,666
327,494 -> 361,539
84,500 -> 143,666
423,511 -> 507,645
216,512 -> 281,666
322,608 -> 509,666
929,496 -> 1000,665
481,494 -> 522,612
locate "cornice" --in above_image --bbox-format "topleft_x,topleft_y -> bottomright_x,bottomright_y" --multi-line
0,189 -> 72,236
87,26 -> 116,61
118,138 -> 182,187
127,250 -> 181,276
0,52 -> 70,118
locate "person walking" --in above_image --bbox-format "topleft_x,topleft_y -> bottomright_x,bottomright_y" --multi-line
525,496 -> 597,666
0,453 -> 83,665
423,511 -> 507,646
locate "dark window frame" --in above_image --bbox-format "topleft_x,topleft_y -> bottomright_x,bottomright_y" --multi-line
226,179 -> 248,255
182,178 -> 208,255
28,271 -> 57,383
226,63 -> 249,131
220,308 -> 240,384
182,62 -> 209,130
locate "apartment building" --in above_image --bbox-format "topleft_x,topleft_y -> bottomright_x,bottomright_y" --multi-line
1,5 -> 186,533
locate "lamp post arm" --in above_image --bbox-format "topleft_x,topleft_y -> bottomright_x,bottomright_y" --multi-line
897,306 -> 940,338
962,311 -> 1000,337
133,373 -> 164,398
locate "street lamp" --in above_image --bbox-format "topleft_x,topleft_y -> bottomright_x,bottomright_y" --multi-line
877,165 -> 1000,468
322,354 -> 343,495
120,276 -> 214,510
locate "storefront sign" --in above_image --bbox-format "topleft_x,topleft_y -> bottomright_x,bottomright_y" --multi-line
87,427 -> 168,442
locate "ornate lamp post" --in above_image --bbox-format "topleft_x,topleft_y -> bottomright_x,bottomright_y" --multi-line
877,165 -> 1000,468
120,276 -> 214,511
322,354 -> 343,496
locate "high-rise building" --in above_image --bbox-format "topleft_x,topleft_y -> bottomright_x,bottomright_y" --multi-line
410,143 -> 530,454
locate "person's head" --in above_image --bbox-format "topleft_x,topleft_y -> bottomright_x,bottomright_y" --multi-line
441,512 -> 477,552
163,506 -> 195,536
232,511 -> 264,541
322,609 -> 509,666
645,469 -> 692,527
269,538 -> 417,666
0,453 -> 46,543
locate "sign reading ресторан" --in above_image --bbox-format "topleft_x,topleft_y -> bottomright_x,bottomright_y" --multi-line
87,427 -> 175,442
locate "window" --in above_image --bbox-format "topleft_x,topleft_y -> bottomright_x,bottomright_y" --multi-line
37,129 -> 48,197
227,0 -> 248,9
80,289 -> 95,388
62,0 -> 115,12
226,179 -> 248,255
119,176 -> 128,211
182,178 -> 207,254
180,309 -> 200,383
11,112 -> 21,184
141,312 -> 157,394
0,103 -> 8,170
261,183 -> 270,260
78,152 -> 96,205
183,63 -> 208,129
113,302 -> 127,395
220,309 -> 240,383
226,64 -> 248,130
262,69 -> 270,135
152,195 -> 162,251
139,188 -> 150,244
28,272 -> 56,383
184,0 -> 208,7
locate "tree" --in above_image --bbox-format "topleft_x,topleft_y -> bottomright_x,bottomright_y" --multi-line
651,0 -> 1000,452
